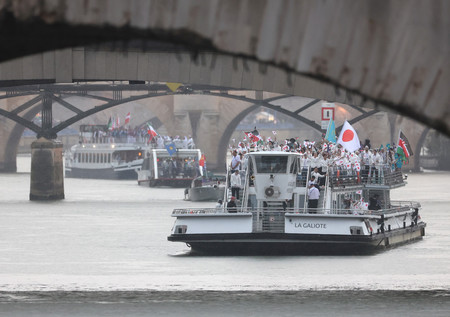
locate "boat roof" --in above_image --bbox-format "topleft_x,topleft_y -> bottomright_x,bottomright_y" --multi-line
71,143 -> 145,151
247,151 -> 300,156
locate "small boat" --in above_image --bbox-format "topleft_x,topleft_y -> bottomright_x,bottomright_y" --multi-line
184,176 -> 226,201
168,151 -> 426,255
65,125 -> 146,179
137,147 -> 203,187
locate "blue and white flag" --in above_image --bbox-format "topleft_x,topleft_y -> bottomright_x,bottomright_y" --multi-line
325,118 -> 337,143
165,142 -> 177,156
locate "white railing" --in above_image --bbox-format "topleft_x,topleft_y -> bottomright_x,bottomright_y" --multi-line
328,164 -> 404,188
172,202 -> 420,217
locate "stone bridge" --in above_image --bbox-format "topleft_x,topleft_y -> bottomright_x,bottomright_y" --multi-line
0,80 -> 427,172
0,0 -> 448,134
0,0 -> 447,199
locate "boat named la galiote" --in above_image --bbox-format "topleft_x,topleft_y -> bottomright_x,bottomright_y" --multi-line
65,124 -> 146,179
168,150 -> 426,255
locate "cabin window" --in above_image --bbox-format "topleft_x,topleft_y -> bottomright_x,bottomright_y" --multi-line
255,156 -> 288,173
289,157 -> 299,174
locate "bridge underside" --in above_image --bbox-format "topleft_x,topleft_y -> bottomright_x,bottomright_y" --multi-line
0,0 -> 448,137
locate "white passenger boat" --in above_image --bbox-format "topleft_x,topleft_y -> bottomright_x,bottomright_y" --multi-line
137,147 -> 203,187
168,151 -> 426,255
65,125 -> 146,179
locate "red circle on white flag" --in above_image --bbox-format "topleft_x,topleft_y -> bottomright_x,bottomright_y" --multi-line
342,130 -> 354,142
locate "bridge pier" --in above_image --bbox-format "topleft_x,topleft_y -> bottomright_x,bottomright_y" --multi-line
29,138 -> 64,201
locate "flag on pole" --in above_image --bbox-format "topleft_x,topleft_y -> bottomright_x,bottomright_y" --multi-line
107,117 -> 112,131
396,131 -> 414,163
325,118 -> 337,143
147,124 -> 158,141
116,116 -> 120,128
244,132 -> 261,143
199,154 -> 206,167
165,142 -> 177,156
272,131 -> 277,135
124,112 -> 131,125
337,121 -> 361,153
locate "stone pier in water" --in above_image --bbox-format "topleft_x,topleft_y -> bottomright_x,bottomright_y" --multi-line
30,138 -> 64,200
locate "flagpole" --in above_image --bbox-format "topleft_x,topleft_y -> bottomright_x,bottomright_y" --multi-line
396,129 -> 401,150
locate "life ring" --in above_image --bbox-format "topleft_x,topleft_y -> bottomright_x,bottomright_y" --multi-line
265,187 -> 274,197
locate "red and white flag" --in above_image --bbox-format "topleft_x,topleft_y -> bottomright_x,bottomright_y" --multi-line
337,121 -> 361,153
244,132 -> 261,143
124,112 -> 131,125
147,124 -> 158,141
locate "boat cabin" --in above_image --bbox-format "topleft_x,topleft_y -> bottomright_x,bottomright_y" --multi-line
138,148 -> 203,187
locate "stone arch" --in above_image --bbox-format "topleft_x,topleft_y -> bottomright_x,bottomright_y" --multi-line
4,106 -> 40,172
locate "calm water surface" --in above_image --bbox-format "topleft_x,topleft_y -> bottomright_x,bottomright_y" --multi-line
0,155 -> 448,316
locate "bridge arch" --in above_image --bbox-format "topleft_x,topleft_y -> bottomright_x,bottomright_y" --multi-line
2,83 -> 427,172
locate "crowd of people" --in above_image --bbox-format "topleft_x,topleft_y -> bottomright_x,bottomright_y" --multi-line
225,133 -> 405,213
228,135 -> 403,177
80,125 -> 196,149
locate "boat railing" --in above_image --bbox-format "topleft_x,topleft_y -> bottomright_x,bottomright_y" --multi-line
296,167 -> 309,187
78,138 -> 194,150
172,202 -> 420,218
303,167 -> 312,209
80,135 -> 150,145
328,164 -> 404,188
321,169 -> 330,210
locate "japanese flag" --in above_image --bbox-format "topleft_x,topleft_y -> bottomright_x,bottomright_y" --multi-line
337,121 -> 361,153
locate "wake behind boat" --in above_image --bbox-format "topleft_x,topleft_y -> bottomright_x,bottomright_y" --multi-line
168,151 -> 426,255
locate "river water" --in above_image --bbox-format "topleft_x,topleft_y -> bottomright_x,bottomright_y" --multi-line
0,155 -> 449,316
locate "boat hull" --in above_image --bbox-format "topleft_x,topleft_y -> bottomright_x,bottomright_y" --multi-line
139,178 -> 194,188
187,186 -> 225,201
168,224 -> 426,255
65,167 -> 138,180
